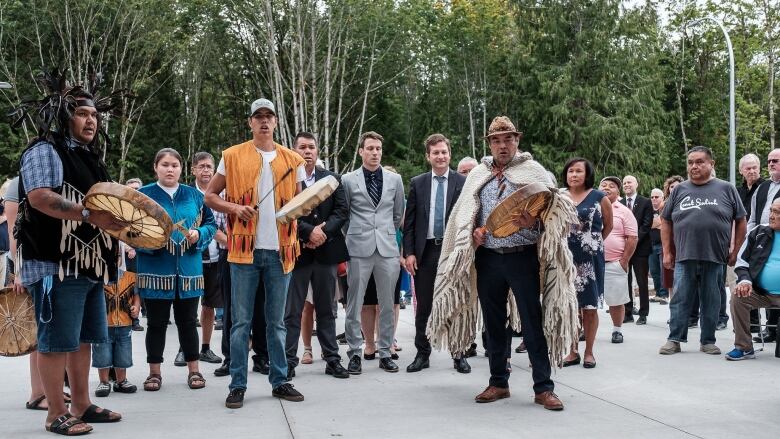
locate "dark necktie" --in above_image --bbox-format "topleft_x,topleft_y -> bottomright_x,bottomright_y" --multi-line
433,176 -> 445,238
367,173 -> 381,206
627,198 -> 633,210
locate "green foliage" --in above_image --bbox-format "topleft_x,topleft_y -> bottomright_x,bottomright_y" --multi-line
0,0 -> 777,196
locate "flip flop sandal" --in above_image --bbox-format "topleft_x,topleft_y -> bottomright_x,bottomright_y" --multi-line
78,404 -> 122,423
45,413 -> 93,436
143,374 -> 162,392
188,372 -> 206,390
26,395 -> 48,411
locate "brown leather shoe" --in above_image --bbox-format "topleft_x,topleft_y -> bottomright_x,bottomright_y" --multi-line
534,391 -> 564,411
474,386 -> 510,403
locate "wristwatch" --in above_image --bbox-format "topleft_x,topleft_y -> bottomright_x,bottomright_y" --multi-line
81,208 -> 90,223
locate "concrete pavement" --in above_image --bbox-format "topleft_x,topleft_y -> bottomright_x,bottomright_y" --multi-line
1,299 -> 779,439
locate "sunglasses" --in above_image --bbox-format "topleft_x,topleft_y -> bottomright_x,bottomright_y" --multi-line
768,159 -> 780,164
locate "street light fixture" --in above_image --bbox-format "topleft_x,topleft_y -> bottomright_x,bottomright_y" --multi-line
0,82 -> 13,89
686,17 -> 736,185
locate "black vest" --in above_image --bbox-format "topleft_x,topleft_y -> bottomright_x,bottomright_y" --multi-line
754,180 -> 780,224
17,137 -> 118,282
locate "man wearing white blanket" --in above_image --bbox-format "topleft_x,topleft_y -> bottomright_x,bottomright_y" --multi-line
426,116 -> 579,410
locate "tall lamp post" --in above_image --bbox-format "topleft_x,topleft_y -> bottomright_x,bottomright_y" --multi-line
687,18 -> 736,185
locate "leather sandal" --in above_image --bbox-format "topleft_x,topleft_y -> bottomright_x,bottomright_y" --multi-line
45,413 -> 93,436
77,404 -> 122,423
143,374 -> 162,392
188,371 -> 206,389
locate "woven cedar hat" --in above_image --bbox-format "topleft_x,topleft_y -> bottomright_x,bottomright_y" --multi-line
485,116 -> 523,139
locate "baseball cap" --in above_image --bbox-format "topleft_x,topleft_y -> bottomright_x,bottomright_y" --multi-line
600,176 -> 622,188
249,98 -> 276,116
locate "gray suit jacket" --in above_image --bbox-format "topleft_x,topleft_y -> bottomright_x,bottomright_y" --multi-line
342,167 -> 405,258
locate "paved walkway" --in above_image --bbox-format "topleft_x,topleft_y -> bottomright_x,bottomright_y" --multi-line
2,299 -> 779,438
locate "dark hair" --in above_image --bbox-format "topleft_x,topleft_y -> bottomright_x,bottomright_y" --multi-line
154,148 -> 183,167
294,132 -> 317,146
358,131 -> 384,149
424,133 -> 451,154
686,145 -> 713,160
561,157 -> 594,189
191,151 -> 214,167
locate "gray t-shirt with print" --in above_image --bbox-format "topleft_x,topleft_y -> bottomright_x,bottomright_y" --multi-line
662,178 -> 745,264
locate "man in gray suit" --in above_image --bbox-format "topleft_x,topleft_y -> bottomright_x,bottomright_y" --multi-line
341,131 -> 405,374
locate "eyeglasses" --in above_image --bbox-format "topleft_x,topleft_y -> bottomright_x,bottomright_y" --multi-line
768,159 -> 780,164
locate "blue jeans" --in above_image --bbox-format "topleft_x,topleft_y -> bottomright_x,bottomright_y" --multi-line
92,326 -> 133,368
229,250 -> 291,390
649,243 -> 668,297
668,260 -> 723,345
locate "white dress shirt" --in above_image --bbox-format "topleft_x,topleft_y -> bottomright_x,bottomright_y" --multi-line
427,170 -> 449,239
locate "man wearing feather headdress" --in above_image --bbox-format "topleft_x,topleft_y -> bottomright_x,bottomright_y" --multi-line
426,116 -> 579,410
11,69 -> 130,434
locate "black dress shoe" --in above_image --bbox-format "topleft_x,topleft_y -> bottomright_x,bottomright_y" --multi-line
252,357 -> 270,375
453,357 -> 471,374
464,343 -> 478,358
325,361 -> 350,379
363,351 -> 376,361
406,356 -> 430,373
379,358 -> 399,373
347,355 -> 362,375
391,352 -> 399,360
611,331 -> 624,344
214,362 -> 230,377
636,316 -> 647,325
562,354 -> 580,367
174,350 -> 186,366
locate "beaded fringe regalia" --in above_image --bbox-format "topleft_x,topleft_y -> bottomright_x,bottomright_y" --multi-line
426,152 -> 580,366
54,183 -> 114,283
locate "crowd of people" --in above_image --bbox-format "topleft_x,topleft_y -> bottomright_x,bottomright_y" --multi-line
3,81 -> 780,436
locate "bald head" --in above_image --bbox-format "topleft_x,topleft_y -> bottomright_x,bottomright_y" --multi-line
623,175 -> 638,197
457,157 -> 478,176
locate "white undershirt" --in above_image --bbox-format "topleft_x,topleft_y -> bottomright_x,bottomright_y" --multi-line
217,148 -> 306,251
157,182 -> 179,199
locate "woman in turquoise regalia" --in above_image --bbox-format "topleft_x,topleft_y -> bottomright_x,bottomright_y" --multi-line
137,148 -> 216,391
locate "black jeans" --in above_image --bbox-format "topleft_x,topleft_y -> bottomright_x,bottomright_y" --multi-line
475,246 -> 553,393
219,249 -> 267,363
413,241 -> 442,358
145,293 -> 200,364
626,255 -> 650,317
285,260 -> 340,367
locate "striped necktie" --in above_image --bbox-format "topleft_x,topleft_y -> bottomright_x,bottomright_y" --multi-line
367,172 -> 381,206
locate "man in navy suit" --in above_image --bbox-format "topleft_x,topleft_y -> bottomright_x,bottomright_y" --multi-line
403,134 -> 469,373
284,132 -> 350,380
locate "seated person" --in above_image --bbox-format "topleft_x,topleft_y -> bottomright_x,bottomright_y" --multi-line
728,198 -> 780,360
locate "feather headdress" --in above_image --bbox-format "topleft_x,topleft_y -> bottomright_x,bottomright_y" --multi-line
7,68 -> 132,150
